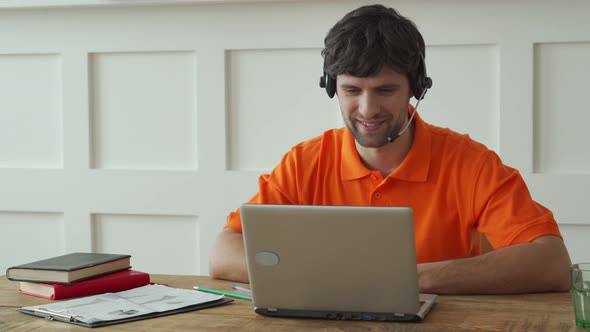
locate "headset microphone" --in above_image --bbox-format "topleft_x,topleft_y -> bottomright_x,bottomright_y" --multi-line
386,85 -> 429,143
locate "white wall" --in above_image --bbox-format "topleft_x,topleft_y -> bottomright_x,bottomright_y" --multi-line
1,0 -> 589,276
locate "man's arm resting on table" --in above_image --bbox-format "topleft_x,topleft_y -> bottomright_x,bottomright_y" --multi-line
209,228 -> 249,283
418,235 -> 572,294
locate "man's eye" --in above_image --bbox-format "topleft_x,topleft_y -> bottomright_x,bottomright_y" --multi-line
345,88 -> 359,94
379,88 -> 395,94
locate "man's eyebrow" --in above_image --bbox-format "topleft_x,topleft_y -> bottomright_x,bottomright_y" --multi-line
376,83 -> 401,89
339,83 -> 359,89
338,82 -> 357,87
338,83 -> 401,89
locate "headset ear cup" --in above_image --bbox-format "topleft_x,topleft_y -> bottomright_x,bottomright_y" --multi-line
319,71 -> 336,98
320,60 -> 337,98
325,75 -> 336,98
413,54 -> 432,100
424,76 -> 432,90
413,75 -> 432,100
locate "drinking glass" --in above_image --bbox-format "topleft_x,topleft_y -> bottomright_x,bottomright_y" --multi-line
572,263 -> 590,329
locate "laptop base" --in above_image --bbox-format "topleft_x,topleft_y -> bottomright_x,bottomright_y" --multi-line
254,307 -> 421,322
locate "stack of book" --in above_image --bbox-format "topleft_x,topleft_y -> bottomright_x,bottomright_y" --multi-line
5,252 -> 150,300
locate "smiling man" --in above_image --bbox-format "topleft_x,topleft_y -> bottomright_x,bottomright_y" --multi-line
209,4 -> 571,294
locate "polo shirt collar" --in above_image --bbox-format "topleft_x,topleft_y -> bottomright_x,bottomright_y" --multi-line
341,129 -> 371,180
341,109 -> 432,182
390,112 -> 431,181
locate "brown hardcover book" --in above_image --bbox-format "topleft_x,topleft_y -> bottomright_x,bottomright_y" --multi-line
6,253 -> 131,285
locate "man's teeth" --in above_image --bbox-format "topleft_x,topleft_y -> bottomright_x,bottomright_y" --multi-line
362,122 -> 378,127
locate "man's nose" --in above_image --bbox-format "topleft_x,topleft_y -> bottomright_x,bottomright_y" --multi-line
358,93 -> 379,118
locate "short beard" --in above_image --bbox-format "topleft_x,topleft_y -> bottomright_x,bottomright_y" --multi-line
346,115 -> 405,148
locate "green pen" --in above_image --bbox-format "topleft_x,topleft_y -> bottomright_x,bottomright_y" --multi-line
193,286 -> 252,301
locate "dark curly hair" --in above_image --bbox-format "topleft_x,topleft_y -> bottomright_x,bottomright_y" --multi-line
322,4 -> 426,93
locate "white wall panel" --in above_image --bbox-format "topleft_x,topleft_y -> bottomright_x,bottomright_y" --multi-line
560,224 -> 590,264
90,51 -> 197,170
0,54 -> 62,168
0,212 -> 64,273
420,45 -> 499,151
525,173 -> 590,225
227,48 -> 341,171
533,42 -> 590,174
92,214 -> 200,274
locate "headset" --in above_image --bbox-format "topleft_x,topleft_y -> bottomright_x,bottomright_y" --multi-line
319,52 -> 433,144
319,53 -> 432,100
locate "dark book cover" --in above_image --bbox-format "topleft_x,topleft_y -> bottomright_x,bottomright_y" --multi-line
6,252 -> 131,284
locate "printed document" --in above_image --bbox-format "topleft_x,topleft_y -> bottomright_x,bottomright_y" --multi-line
20,284 -> 224,325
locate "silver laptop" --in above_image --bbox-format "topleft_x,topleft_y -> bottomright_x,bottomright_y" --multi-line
240,204 -> 436,322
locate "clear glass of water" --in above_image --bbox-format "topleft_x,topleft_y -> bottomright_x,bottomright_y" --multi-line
572,263 -> 590,329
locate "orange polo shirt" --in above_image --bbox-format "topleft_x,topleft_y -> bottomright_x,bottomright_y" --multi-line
224,112 -> 561,263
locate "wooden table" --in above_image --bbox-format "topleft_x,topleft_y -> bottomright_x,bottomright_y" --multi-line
0,275 -> 583,331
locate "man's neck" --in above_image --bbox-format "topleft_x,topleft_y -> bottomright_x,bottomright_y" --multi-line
355,124 -> 415,178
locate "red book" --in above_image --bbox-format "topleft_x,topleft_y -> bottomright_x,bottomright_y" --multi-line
18,270 -> 150,300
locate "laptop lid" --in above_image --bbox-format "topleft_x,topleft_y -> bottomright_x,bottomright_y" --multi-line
241,204 -> 436,321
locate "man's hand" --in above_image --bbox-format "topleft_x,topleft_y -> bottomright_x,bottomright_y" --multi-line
418,235 -> 571,294
209,228 -> 249,283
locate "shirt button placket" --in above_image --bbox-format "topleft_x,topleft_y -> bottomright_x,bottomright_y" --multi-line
369,173 -> 383,205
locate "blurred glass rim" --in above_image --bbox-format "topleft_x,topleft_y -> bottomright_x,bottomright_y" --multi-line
572,263 -> 590,271
572,263 -> 590,291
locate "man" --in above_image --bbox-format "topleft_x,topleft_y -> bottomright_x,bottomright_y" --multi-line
209,4 -> 571,294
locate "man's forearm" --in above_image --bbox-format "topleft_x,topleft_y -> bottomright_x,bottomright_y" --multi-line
209,228 -> 250,283
418,236 -> 571,294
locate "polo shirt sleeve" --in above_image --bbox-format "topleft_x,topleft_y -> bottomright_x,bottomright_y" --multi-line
224,149 -> 301,233
473,151 -> 562,248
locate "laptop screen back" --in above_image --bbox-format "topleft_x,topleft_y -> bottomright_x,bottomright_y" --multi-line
241,204 -> 420,315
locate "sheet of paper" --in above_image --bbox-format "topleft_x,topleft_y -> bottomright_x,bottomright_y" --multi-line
21,284 -> 223,324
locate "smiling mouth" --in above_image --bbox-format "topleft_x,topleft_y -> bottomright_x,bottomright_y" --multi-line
357,120 -> 385,131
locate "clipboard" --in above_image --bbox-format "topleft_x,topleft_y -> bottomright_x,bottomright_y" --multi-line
17,284 -> 233,328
